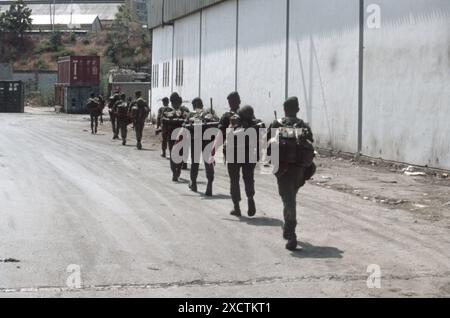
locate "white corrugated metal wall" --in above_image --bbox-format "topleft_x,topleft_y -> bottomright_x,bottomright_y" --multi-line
151,25 -> 174,110
200,0 -> 237,114
236,0 -> 287,122
150,0 -> 450,170
288,0 -> 360,153
362,0 -> 450,168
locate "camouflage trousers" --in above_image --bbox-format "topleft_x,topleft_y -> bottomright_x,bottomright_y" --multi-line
190,141 -> 214,183
227,163 -> 256,204
110,112 -> 119,138
134,120 -> 145,146
276,165 -> 305,241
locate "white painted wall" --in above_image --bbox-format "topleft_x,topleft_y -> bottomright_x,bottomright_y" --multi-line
151,25 -> 174,113
237,0 -> 287,123
288,0 -> 360,153
363,0 -> 450,169
200,0 -> 237,114
173,12 -> 201,103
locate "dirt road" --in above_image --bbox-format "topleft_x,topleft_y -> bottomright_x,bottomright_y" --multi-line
0,109 -> 449,297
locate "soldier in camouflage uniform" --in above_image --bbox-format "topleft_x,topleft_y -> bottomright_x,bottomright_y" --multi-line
130,91 -> 150,150
183,97 -> 219,196
162,93 -> 191,182
86,93 -> 101,135
156,97 -> 170,158
108,90 -> 121,140
225,104 -> 265,218
268,97 -> 316,251
115,93 -> 130,146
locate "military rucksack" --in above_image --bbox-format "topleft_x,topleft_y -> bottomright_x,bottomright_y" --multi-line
162,107 -> 188,130
186,110 -> 219,132
275,118 -> 315,167
116,101 -> 129,119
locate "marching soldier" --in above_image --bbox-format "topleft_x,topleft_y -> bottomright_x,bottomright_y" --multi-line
184,98 -> 219,196
86,93 -> 101,135
162,93 -> 190,182
115,93 -> 130,146
218,92 -> 241,149
98,94 -> 105,125
130,91 -> 150,150
156,97 -> 170,158
224,104 -> 265,218
268,97 -> 316,251
109,89 -> 121,140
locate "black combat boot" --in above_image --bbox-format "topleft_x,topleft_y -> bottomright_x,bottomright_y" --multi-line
286,239 -> 298,251
230,202 -> 242,217
284,225 -> 298,251
161,150 -> 166,158
137,143 -> 142,150
122,140 -> 126,146
189,181 -> 197,193
247,198 -> 256,217
205,181 -> 213,197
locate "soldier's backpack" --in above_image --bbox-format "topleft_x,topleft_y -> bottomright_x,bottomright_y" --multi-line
276,118 -> 315,167
226,113 -> 265,163
186,110 -> 220,132
162,107 -> 187,131
116,101 -> 129,119
87,98 -> 99,110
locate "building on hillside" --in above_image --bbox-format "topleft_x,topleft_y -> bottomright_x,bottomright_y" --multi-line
146,0 -> 450,171
30,14 -> 102,32
127,0 -> 148,26
0,1 -> 122,28
0,0 -> 148,27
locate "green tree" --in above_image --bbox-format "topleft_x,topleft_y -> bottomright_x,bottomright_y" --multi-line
105,4 -> 151,70
0,0 -> 32,39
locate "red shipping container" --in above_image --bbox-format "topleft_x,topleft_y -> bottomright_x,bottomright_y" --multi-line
57,56 -> 100,86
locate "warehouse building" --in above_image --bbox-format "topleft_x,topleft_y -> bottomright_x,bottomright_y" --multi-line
147,0 -> 450,170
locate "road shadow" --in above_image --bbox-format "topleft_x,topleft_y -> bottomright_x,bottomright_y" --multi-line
224,216 -> 284,227
200,193 -> 232,200
175,178 -> 190,184
291,242 -> 344,259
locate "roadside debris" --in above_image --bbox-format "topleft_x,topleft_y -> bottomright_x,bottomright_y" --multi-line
0,258 -> 20,263
403,166 -> 426,177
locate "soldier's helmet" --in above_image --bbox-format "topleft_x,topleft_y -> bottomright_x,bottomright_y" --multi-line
120,93 -> 126,100
238,105 -> 255,121
170,92 -> 182,105
192,97 -> 204,110
227,91 -> 241,103
284,97 -> 300,113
